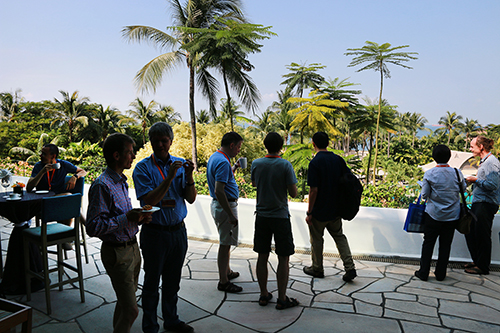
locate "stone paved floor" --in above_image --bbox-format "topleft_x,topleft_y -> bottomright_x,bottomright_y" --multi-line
2,219 -> 500,332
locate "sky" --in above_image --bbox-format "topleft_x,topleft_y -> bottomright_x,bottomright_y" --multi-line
1,0 -> 500,127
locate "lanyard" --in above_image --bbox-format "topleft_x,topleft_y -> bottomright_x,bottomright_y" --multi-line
46,169 -> 55,190
217,150 -> 230,163
152,154 -> 167,180
435,164 -> 449,167
265,154 -> 281,158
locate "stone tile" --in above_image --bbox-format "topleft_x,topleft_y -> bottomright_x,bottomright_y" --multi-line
400,320 -> 451,333
354,300 -> 383,317
188,258 -> 218,272
314,291 -> 353,304
230,259 -> 254,283
84,274 -> 118,303
405,280 -> 469,295
281,308 -> 401,333
446,270 -> 483,284
31,309 -> 51,329
186,253 -> 205,260
362,277 -> 405,293
385,272 -> 412,282
225,291 -> 262,303
384,309 -> 441,326
351,292 -> 383,305
483,278 -> 500,293
440,314 -> 500,333
323,266 -> 342,277
385,299 -> 437,317
337,277 -> 379,296
78,303 -> 144,333
286,288 -> 314,307
418,295 -> 438,307
178,279 -> 225,313
189,314 -> 255,333
181,265 -> 190,278
290,280 -> 313,295
312,302 -> 354,313
440,299 -> 500,325
190,271 -> 219,280
231,247 -> 258,260
33,321 -> 83,333
217,300 -> 303,332
396,286 -> 469,302
312,276 -> 345,292
384,264 -> 416,276
177,297 -> 211,323
454,282 -> 500,300
384,292 -> 417,301
470,293 -> 500,311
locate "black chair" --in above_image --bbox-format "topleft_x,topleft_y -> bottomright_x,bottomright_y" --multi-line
64,176 -> 88,264
22,194 -> 85,315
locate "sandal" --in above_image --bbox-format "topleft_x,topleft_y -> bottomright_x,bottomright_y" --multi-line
228,271 -> 240,280
465,267 -> 488,275
275,296 -> 299,310
463,263 -> 476,269
259,293 -> 273,306
217,281 -> 243,293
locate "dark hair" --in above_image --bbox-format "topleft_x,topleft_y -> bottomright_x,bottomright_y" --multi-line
221,132 -> 243,147
264,132 -> 283,153
103,133 -> 135,166
475,136 -> 494,152
312,132 -> 329,149
432,144 -> 451,163
149,122 -> 174,142
43,143 -> 59,158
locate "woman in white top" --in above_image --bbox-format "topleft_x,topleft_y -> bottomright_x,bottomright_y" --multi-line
415,144 -> 466,281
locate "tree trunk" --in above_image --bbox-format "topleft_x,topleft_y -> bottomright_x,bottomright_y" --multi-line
365,133 -> 373,185
189,64 -> 198,170
372,69 -> 384,185
222,70 -> 234,131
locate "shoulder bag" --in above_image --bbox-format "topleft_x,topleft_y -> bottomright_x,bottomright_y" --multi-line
454,168 -> 477,234
404,194 -> 426,233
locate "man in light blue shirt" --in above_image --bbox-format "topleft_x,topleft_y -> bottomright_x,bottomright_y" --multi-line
464,136 -> 500,275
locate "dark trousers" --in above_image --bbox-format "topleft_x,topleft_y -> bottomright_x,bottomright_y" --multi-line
465,202 -> 499,274
418,213 -> 456,280
140,224 -> 188,333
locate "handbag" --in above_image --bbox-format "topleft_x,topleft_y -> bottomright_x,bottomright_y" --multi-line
454,168 -> 477,234
404,194 -> 426,233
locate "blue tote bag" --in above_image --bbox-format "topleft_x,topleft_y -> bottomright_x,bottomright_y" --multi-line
404,194 -> 426,233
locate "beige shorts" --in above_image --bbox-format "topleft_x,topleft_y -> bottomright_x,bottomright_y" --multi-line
210,199 -> 239,246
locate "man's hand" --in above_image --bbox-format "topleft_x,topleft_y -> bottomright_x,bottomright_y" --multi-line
466,176 -> 477,183
305,215 -> 313,226
127,209 -> 153,224
66,176 -> 77,191
183,159 -> 195,174
229,214 -> 238,227
167,161 -> 183,181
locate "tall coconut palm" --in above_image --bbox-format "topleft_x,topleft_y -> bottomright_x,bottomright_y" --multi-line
438,111 -> 463,145
281,62 -> 325,98
122,0 -> 245,170
196,109 -> 210,124
287,91 -> 348,143
408,112 -> 428,147
157,104 -> 182,125
0,89 -> 23,122
93,104 -> 127,143
218,98 -> 251,130
45,90 -> 90,142
269,89 -> 295,144
461,118 -> 481,149
345,41 -> 418,184
127,98 -> 160,145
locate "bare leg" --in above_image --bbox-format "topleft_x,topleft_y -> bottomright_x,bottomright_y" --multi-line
218,244 -> 231,284
277,255 -> 289,301
256,252 -> 270,297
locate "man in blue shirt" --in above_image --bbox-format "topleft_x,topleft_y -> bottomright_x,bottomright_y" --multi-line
207,132 -> 243,293
251,132 -> 299,309
303,132 -> 356,282
464,136 -> 500,275
133,122 -> 196,333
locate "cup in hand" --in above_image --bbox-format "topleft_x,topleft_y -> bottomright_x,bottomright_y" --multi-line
53,163 -> 61,169
238,157 -> 247,169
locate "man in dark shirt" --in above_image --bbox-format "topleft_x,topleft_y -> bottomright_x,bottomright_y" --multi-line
303,132 -> 356,282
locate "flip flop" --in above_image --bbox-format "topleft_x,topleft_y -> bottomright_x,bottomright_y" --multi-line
258,293 -> 273,306
463,263 -> 476,269
465,267 -> 487,275
227,271 -> 240,280
275,296 -> 299,310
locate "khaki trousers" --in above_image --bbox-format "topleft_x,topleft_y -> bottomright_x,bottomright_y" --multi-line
308,216 -> 355,272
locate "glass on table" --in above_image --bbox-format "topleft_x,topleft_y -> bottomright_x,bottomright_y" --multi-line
1,174 -> 12,198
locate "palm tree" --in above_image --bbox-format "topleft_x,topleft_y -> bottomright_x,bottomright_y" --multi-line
438,111 -> 463,145
461,118 -> 481,149
157,104 -> 182,125
345,41 -> 418,184
9,133 -> 62,162
0,89 -> 23,122
93,104 -> 127,143
127,98 -> 159,145
281,62 -> 325,98
287,91 -> 348,143
408,112 -> 428,147
196,109 -> 211,124
122,0 -> 245,170
218,98 -> 251,130
45,90 -> 90,142
269,89 -> 296,144
253,109 -> 276,134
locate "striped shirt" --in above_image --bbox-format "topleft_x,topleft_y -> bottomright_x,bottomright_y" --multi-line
472,153 -> 500,205
86,167 -> 138,242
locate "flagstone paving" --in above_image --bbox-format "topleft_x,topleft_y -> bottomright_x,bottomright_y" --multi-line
2,218 -> 500,332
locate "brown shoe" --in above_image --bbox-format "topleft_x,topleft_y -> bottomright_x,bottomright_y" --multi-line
303,266 -> 324,278
164,321 -> 194,333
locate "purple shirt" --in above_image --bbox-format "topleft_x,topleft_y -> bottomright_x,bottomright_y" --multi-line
86,167 -> 138,242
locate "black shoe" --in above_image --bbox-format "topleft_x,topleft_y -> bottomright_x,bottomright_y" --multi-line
342,269 -> 357,282
164,321 -> 194,333
303,266 -> 324,278
62,242 -> 73,250
414,270 -> 428,281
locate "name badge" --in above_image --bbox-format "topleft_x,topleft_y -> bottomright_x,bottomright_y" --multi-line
161,197 -> 176,208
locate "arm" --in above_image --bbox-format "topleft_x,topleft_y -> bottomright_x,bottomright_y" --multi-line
305,186 -> 318,225
183,159 -> 197,204
471,164 -> 500,191
215,181 -> 237,225
27,164 -> 53,192
287,184 -> 298,198
421,177 -> 430,201
66,167 -> 87,191
140,160 -> 183,206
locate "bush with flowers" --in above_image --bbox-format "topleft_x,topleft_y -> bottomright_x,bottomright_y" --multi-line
0,158 -> 33,177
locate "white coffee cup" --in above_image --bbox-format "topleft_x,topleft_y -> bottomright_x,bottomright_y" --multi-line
53,163 -> 61,169
238,157 -> 247,169
9,193 -> 20,199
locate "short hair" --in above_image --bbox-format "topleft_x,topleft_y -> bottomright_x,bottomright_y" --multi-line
475,136 -> 494,152
103,133 -> 135,166
432,144 -> 451,164
312,132 -> 329,149
264,132 -> 283,153
149,122 -> 174,142
221,132 -> 243,147
43,143 -> 59,158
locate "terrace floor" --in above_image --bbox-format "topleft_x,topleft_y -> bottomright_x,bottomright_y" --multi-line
1,217 -> 500,333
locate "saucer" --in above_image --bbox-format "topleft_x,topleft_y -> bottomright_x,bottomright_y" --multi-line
141,206 -> 160,213
6,197 -> 22,201
35,190 -> 49,194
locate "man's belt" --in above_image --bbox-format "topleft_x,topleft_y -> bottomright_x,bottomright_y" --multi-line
213,198 -> 238,202
144,221 -> 185,232
103,237 -> 137,248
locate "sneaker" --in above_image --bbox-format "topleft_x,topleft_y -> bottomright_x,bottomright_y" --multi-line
164,321 -> 194,333
342,269 -> 357,282
303,266 -> 324,278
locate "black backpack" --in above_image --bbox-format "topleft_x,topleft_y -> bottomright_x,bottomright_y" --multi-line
337,163 -> 363,221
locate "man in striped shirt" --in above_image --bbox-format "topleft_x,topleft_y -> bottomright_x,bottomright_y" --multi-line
87,133 -> 152,333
